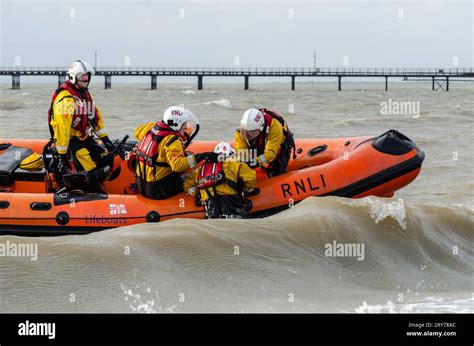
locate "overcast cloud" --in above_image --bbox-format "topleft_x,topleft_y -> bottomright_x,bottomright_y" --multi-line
1,0 -> 472,69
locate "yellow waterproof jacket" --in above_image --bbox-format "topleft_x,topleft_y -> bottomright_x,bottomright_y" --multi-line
234,118 -> 285,167
50,89 -> 107,154
134,122 -> 197,182
183,160 -> 257,201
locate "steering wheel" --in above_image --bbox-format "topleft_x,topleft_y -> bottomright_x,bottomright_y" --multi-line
108,135 -> 129,161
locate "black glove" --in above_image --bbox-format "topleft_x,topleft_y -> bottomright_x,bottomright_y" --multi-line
57,154 -> 70,174
194,191 -> 203,207
245,187 -> 260,197
194,152 -> 219,164
102,136 -> 115,152
204,152 -> 219,162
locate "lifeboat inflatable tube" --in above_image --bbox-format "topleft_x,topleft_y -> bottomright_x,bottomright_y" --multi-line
0,130 -> 424,235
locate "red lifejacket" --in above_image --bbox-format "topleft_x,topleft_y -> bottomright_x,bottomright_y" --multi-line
197,162 -> 226,189
135,121 -> 185,169
48,80 -> 99,138
197,161 -> 241,193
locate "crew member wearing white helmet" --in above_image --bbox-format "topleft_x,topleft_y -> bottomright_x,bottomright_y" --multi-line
183,141 -> 258,219
133,106 -> 217,200
235,108 -> 295,177
48,60 -> 115,193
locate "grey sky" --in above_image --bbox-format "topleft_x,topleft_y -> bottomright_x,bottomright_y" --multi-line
1,0 -> 472,68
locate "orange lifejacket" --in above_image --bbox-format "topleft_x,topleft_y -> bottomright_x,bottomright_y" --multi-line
48,80 -> 99,138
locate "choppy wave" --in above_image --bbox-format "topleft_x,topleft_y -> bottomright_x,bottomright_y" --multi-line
332,117 -> 374,126
0,100 -> 26,111
204,98 -> 232,108
455,109 -> 474,117
181,89 -> 195,95
0,196 -> 472,313
339,197 -> 407,229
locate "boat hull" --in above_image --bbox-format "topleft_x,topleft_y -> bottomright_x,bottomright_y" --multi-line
0,130 -> 425,235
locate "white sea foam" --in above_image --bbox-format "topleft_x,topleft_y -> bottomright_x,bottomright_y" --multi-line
204,98 -> 232,108
355,296 -> 474,313
451,203 -> 474,213
181,89 -> 195,94
120,284 -> 178,313
343,197 -> 407,229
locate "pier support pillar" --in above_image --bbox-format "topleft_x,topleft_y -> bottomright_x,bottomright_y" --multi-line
338,76 -> 342,91
433,78 -> 448,91
244,75 -> 249,90
385,76 -> 388,91
104,75 -> 112,89
197,75 -> 203,90
291,76 -> 295,90
151,75 -> 157,90
58,74 -> 66,86
432,77 -> 435,91
12,74 -> 20,89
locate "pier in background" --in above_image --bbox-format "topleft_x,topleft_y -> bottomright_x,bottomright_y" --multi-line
2,66 -> 473,91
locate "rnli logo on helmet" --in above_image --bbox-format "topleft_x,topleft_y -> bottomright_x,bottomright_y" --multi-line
254,113 -> 262,122
171,109 -> 183,116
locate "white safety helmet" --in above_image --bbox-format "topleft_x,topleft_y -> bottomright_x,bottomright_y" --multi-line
214,141 -> 236,158
240,108 -> 265,131
163,106 -> 199,133
68,60 -> 95,84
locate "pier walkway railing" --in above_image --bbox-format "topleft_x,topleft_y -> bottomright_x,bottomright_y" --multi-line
1,66 -> 472,90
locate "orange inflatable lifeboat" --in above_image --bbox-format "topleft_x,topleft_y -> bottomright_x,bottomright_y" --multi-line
0,130 -> 424,235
